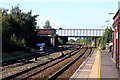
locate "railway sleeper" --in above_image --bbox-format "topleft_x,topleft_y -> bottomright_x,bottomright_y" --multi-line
48,48 -> 88,80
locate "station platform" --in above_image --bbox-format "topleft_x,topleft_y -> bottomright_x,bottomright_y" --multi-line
71,49 -> 119,80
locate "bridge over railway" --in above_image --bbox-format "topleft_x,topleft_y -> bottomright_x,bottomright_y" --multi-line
36,29 -> 105,47
36,29 -> 105,37
56,29 -> 104,37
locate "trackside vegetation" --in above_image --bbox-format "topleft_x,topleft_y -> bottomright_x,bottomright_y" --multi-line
67,27 -> 112,50
98,27 -> 113,49
1,5 -> 39,53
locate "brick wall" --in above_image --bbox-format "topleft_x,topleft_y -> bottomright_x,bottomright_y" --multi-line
113,29 -> 117,58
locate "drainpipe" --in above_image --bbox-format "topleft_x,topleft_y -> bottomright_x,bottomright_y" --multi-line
118,10 -> 120,71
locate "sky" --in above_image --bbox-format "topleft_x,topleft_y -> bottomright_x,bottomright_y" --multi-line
0,0 -> 120,30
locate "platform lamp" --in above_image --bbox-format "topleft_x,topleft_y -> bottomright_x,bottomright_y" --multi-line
107,13 -> 114,28
105,20 -> 111,27
108,12 -> 114,22
103,15 -> 112,57
108,12 -> 114,27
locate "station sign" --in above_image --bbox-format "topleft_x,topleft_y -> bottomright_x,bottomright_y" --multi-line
116,32 -> 118,39
37,43 -> 45,47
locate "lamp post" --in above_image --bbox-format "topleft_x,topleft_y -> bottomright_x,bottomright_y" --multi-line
108,13 -> 114,15
107,12 -> 114,28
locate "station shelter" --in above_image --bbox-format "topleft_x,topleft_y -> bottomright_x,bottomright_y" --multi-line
112,8 -> 120,70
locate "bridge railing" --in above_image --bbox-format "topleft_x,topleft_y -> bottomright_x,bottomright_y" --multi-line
56,29 -> 105,37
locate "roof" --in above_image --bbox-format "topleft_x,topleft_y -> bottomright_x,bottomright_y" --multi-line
112,9 -> 120,28
113,9 -> 119,20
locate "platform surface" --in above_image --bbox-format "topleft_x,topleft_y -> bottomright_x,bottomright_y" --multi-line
101,51 -> 118,79
70,50 -> 119,80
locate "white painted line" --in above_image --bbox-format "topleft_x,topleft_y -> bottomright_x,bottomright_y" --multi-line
85,64 -> 93,66
70,50 -> 94,79
80,69 -> 91,72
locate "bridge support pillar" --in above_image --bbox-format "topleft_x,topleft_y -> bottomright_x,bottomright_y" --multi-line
94,37 -> 97,48
51,37 -> 55,47
50,36 -> 58,47
95,37 -> 96,48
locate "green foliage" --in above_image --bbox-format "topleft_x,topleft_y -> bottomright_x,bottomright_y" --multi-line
68,39 -> 75,43
58,37 -> 63,44
10,34 -> 26,47
76,37 -> 91,44
103,27 -> 112,43
0,9 -> 2,37
59,27 -> 63,29
43,20 -> 52,29
99,27 -> 113,49
2,12 -> 12,40
2,5 -> 39,52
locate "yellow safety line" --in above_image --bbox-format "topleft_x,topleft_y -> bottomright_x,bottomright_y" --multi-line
88,50 -> 101,79
98,50 -> 101,80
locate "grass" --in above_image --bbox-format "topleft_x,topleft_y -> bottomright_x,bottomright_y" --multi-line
2,51 -> 33,62
2,46 -> 58,62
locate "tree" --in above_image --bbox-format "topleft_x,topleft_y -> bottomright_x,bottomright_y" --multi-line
99,27 -> 113,49
9,5 -> 39,47
76,37 -> 91,44
58,37 -> 63,45
68,39 -> 75,43
43,20 -> 52,29
59,27 -> 63,29
2,5 -> 39,52
0,9 -> 1,52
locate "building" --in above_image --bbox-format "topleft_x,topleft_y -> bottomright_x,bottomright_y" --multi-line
36,29 -> 58,47
112,3 -> 120,70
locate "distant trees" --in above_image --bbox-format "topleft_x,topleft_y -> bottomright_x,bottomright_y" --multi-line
68,39 -> 75,43
75,37 -> 91,44
59,27 -> 63,29
2,5 -> 39,52
99,27 -> 113,49
58,37 -> 63,45
43,20 -> 52,29
57,36 -> 68,45
102,27 -> 112,43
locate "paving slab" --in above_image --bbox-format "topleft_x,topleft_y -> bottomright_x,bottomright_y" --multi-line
101,51 -> 119,79
70,50 -> 119,80
70,51 -> 96,79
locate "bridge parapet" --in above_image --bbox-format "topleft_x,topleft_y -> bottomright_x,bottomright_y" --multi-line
56,29 -> 105,37
36,29 -> 105,37
36,29 -> 56,36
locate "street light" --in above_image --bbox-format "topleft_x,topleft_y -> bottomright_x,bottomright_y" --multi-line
108,13 -> 114,15
105,20 -> 111,27
105,20 -> 110,22
106,12 -> 115,28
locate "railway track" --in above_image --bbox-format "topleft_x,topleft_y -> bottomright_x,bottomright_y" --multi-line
2,48 -> 64,66
32,47 -> 91,80
2,45 -> 78,67
30,47 -> 84,79
2,46 -> 81,80
49,47 -> 92,79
